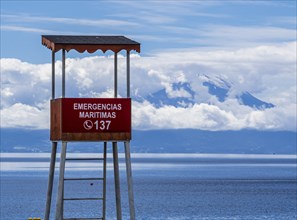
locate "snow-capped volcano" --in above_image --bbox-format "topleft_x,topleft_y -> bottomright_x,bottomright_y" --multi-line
140,74 -> 274,110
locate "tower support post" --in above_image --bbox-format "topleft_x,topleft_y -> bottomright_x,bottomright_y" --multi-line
44,141 -> 57,220
55,142 -> 67,220
125,141 -> 135,220
113,142 -> 122,220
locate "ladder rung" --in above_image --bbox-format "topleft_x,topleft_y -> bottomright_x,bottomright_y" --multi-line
64,197 -> 104,201
64,218 -> 103,220
64,178 -> 104,181
65,158 -> 104,161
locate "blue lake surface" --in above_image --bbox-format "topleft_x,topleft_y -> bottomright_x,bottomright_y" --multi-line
1,153 -> 296,220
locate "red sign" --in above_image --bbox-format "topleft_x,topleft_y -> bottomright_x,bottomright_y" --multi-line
61,98 -> 131,133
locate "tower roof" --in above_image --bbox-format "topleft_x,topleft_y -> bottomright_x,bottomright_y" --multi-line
42,35 -> 140,53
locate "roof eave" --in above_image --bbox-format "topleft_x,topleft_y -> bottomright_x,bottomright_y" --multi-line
41,36 -> 140,53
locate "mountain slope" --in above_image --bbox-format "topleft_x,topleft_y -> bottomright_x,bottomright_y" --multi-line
142,74 -> 275,109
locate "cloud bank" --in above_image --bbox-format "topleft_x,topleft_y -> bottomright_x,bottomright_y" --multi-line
1,42 -> 296,131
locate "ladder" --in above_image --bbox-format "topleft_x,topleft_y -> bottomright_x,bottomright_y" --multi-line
55,142 -> 107,220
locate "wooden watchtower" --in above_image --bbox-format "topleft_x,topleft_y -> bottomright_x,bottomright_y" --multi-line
42,35 -> 140,220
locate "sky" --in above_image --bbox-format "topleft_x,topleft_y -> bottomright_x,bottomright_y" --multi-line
1,0 -> 296,131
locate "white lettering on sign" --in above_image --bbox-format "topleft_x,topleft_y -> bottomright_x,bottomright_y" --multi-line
94,120 -> 111,130
83,120 -> 93,130
73,103 -> 122,111
79,111 -> 116,119
83,120 -> 111,131
73,102 -> 122,119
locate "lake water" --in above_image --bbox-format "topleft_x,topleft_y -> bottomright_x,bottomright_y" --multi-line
1,153 -> 296,220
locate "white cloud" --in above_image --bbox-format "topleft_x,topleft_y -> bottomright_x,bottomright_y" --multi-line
132,101 -> 297,131
132,102 -> 238,130
1,25 -> 55,33
1,14 -> 139,28
199,25 -> 296,44
0,102 -> 49,129
151,41 -> 296,95
1,42 -> 296,131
